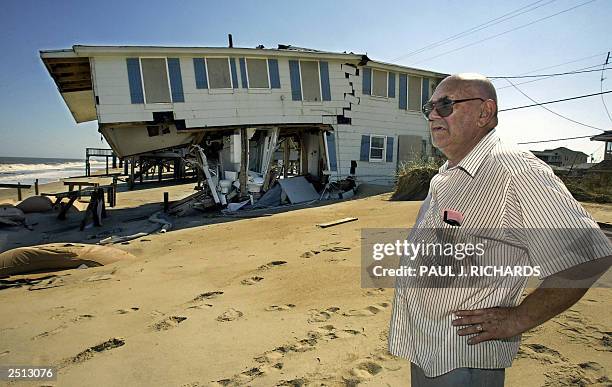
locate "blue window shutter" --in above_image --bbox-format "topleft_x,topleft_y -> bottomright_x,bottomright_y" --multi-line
268,59 -> 280,88
193,58 -> 208,89
126,58 -> 144,104
399,74 -> 407,109
289,60 -> 302,101
362,67 -> 371,95
422,78 -> 430,106
167,58 -> 184,103
230,58 -> 238,89
360,135 -> 370,161
386,137 -> 394,162
320,61 -> 331,101
388,72 -> 396,98
326,131 -> 337,171
239,57 -> 248,88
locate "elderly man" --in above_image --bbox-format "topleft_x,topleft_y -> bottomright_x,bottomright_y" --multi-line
388,73 -> 611,386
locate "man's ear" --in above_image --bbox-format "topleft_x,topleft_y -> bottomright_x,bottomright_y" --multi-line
477,100 -> 497,127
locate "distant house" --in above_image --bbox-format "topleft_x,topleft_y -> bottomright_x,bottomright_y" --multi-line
531,147 -> 588,167
40,44 -> 447,186
590,130 -> 612,161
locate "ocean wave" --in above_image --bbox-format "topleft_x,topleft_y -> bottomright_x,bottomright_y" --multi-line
0,160 -> 106,175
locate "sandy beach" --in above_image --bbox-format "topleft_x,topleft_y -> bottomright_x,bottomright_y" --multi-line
0,181 -> 610,386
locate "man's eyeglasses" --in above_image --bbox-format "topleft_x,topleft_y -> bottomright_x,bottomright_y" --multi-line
422,96 -> 484,120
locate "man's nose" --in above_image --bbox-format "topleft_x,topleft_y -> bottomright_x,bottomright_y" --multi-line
428,104 -> 443,121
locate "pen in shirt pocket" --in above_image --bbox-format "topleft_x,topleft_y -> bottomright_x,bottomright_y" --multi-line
442,209 -> 463,226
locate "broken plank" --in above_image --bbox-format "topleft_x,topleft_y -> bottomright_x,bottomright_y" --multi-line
316,217 -> 358,228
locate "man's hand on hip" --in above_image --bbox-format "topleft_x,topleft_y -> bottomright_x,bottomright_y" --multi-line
452,307 -> 525,345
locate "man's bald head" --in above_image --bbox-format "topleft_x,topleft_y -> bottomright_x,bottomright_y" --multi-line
437,73 -> 498,128
428,73 -> 499,165
441,73 -> 497,106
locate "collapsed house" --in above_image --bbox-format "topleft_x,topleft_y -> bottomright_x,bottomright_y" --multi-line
40,43 -> 447,208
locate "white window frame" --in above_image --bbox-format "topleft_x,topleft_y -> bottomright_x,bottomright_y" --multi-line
298,60 -> 322,102
205,56 -> 234,90
371,69 -> 389,98
245,57 -> 270,89
138,57 -> 173,104
369,135 -> 387,162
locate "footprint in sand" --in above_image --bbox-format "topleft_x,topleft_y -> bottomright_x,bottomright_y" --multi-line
323,246 -> 351,253
241,276 -> 264,285
216,308 -> 244,322
61,337 -> 125,367
219,323 -> 362,385
300,250 -> 320,258
191,291 -> 224,302
71,314 -> 95,322
542,360 -> 610,386
553,310 -> 612,351
85,274 -> 114,282
307,307 -> 340,323
265,304 -> 296,312
519,342 -> 612,385
29,277 -> 65,291
364,288 -> 387,296
517,343 -> 566,364
151,316 -> 187,331
32,325 -> 67,340
276,378 -> 308,387
116,307 -> 140,314
343,302 -> 390,317
258,261 -> 287,271
307,324 -> 362,341
349,360 -> 384,380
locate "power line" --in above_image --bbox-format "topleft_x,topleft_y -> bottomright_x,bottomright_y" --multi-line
504,79 -> 607,131
390,0 -> 557,62
517,135 -> 594,144
499,90 -> 612,112
496,63 -> 606,90
490,66 -> 610,79
505,52 -> 607,76
409,0 -> 598,65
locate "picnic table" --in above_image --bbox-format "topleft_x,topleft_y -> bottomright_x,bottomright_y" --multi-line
41,180 -> 117,230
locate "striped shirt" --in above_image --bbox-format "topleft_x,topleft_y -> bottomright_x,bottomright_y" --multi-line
388,129 -> 612,377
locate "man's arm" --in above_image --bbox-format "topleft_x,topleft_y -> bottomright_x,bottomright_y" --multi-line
452,256 -> 611,345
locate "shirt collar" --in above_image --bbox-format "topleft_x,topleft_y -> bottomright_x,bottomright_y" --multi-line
439,129 -> 499,178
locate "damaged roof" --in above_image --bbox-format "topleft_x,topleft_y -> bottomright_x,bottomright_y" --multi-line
40,44 -> 448,77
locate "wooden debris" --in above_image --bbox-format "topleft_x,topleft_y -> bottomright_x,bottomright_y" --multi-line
316,217 -> 358,228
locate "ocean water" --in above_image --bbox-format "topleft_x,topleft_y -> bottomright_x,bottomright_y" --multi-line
0,157 -> 108,187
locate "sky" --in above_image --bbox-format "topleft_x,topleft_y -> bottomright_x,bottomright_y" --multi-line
0,0 -> 610,160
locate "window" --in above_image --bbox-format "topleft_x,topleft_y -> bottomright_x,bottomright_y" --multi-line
141,58 -> 171,103
372,69 -> 388,97
207,57 -> 232,89
408,75 -> 422,111
370,135 -> 386,161
300,60 -> 321,101
246,58 -> 269,88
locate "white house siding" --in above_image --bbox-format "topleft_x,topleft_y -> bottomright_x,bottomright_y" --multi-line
332,66 -> 432,185
90,53 -> 439,186
92,56 -> 350,126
